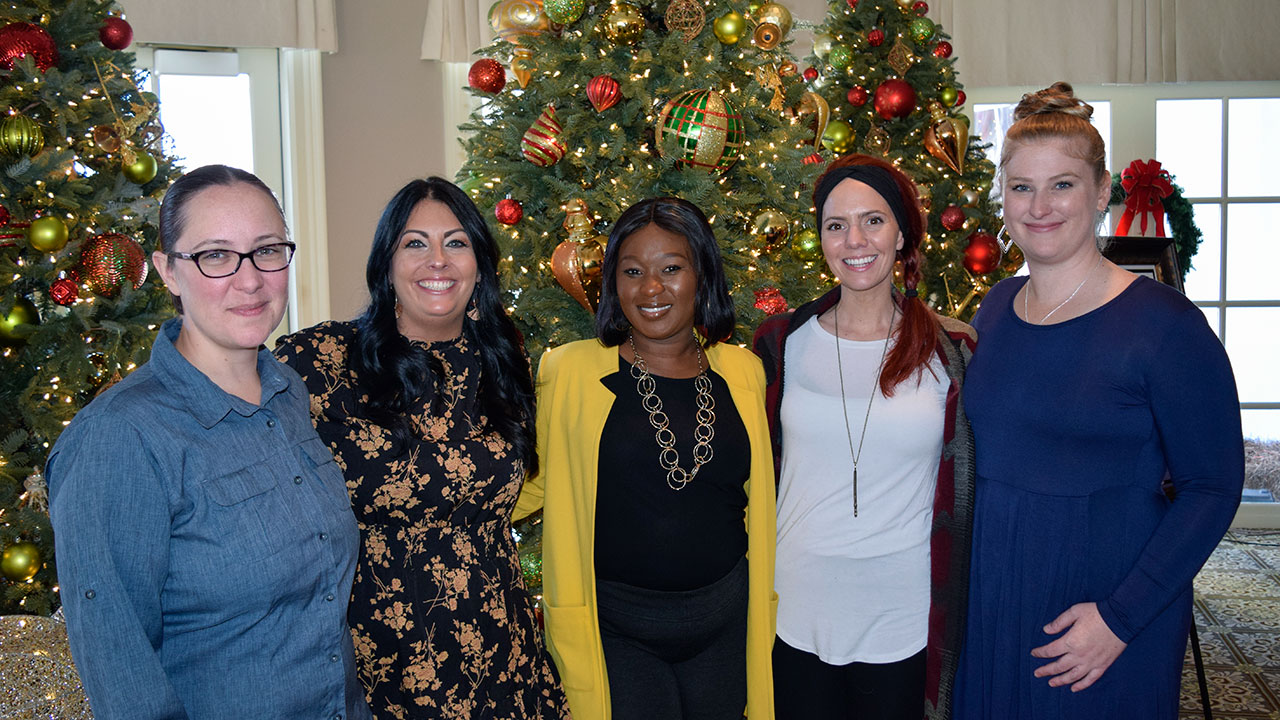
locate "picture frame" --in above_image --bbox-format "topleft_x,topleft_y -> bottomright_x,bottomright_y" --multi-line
1101,236 -> 1184,293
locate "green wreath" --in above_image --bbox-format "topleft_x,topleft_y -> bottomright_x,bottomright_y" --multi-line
1110,173 -> 1203,284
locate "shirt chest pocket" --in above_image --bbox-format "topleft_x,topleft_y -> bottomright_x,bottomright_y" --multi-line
201,464 -> 301,563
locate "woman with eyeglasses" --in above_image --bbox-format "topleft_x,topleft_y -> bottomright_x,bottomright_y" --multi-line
48,165 -> 371,719
275,177 -> 569,718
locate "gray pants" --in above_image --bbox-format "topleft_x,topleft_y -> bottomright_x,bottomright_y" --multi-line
596,556 -> 748,720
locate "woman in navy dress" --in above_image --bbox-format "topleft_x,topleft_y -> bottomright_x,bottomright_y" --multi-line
953,82 -> 1244,718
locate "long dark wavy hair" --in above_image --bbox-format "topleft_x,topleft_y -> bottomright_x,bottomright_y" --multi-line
595,197 -> 736,347
350,177 -> 537,474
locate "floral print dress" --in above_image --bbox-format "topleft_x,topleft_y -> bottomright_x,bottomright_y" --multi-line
276,321 -> 570,720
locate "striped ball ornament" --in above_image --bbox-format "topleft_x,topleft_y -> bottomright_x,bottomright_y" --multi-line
654,89 -> 744,175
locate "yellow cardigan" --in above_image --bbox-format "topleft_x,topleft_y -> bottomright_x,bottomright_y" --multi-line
515,338 -> 777,720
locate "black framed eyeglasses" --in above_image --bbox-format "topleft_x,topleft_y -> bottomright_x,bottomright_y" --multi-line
166,242 -> 296,279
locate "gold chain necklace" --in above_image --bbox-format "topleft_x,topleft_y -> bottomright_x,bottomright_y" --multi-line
628,333 -> 716,491
833,303 -> 893,517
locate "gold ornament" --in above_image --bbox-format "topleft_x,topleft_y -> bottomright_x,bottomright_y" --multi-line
863,123 -> 892,155
894,0 -> 914,9
0,541 -> 41,582
923,100 -> 968,173
489,0 -> 550,43
795,91 -> 830,150
123,151 -> 158,184
886,37 -> 916,76
812,33 -> 834,58
752,210 -> 790,250
791,228 -> 821,262
92,124 -> 121,152
512,47 -> 535,88
753,22 -> 781,50
713,11 -> 745,44
551,199 -> 606,311
939,85 -> 959,107
754,64 -> 785,112
746,0 -> 765,14
0,297 -> 38,348
753,2 -> 792,37
665,0 -> 706,43
27,215 -> 68,253
778,60 -> 799,77
603,3 -> 646,45
821,119 -> 855,154
0,114 -> 43,159
655,89 -> 745,175
959,188 -> 980,207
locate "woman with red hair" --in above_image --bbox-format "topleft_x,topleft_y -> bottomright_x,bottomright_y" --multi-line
754,154 -> 976,718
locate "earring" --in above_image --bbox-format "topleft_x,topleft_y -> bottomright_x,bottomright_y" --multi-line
996,224 -> 1014,255
466,297 -> 480,322
394,299 -> 402,319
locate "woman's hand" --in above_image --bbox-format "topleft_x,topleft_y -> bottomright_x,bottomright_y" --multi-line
1030,602 -> 1128,692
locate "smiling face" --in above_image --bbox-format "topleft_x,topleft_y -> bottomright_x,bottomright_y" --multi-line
390,199 -> 479,343
1002,138 -> 1111,265
614,223 -> 699,348
151,182 -> 289,362
820,178 -> 904,298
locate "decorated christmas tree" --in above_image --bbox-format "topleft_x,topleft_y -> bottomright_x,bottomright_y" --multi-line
800,0 -> 1012,314
0,0 -> 178,615
457,0 -> 832,360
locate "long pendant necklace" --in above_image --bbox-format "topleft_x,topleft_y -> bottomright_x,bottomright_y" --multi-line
628,332 -> 716,491
833,303 -> 893,517
1024,254 -> 1104,324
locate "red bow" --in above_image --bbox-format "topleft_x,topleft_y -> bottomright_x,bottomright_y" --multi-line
1115,159 -> 1174,237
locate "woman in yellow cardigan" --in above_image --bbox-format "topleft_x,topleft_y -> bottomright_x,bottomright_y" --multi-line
515,197 -> 776,720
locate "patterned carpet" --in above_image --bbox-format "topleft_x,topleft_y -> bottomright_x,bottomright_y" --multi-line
1182,529 -> 1280,718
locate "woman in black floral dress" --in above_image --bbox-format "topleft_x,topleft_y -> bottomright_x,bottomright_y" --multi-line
275,177 -> 569,719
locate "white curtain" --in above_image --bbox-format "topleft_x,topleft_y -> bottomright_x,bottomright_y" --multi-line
934,0 -> 1279,85
126,0 -> 338,52
422,0 -> 493,62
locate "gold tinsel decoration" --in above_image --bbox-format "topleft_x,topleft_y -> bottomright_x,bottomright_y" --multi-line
0,614 -> 93,719
754,64 -> 785,112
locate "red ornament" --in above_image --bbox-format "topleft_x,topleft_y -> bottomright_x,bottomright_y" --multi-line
80,233 -> 148,297
940,205 -> 965,231
846,0 -> 857,8
0,22 -> 59,72
468,58 -> 506,94
846,85 -> 868,106
0,204 -> 9,227
99,17 -> 133,50
867,28 -> 885,46
49,278 -> 78,306
874,79 -> 917,120
912,1 -> 929,15
955,90 -> 966,106
933,41 -> 953,59
754,287 -> 788,315
495,198 -> 524,225
587,75 -> 621,113
963,232 -> 1001,275
803,67 -> 819,82
802,152 -> 824,165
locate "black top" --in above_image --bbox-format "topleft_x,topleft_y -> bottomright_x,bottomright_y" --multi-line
595,354 -> 750,591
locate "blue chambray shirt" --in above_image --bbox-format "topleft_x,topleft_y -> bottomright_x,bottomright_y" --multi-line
48,318 -> 372,720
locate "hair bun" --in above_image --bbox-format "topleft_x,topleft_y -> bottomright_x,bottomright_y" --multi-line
1013,81 -> 1093,122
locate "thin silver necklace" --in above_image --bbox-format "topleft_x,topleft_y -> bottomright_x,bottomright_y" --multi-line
833,303 -> 893,517
1024,254 -> 1104,324
628,332 -> 716,491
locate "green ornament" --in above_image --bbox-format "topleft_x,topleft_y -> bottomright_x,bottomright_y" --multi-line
0,297 -> 39,348
0,114 -> 44,158
909,17 -> 935,44
821,119 -> 855,154
713,11 -> 745,44
655,89 -> 744,175
520,551 -> 543,587
939,86 -> 959,107
543,0 -> 585,24
27,216 -> 68,253
791,228 -> 821,262
0,541 -> 42,582
827,43 -> 852,70
123,152 -> 158,184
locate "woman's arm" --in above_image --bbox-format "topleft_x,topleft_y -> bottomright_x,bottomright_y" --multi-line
48,417 -> 188,720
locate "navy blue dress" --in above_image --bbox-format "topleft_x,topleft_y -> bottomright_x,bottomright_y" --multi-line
953,275 -> 1243,718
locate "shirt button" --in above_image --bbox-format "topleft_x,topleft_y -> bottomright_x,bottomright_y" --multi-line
330,654 -> 340,663
333,715 -> 343,720
293,475 -> 303,485
266,419 -> 276,428
319,532 -> 328,541
326,593 -> 336,602
84,589 -> 96,600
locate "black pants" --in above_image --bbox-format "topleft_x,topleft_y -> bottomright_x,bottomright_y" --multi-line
595,556 -> 748,720
773,636 -> 925,720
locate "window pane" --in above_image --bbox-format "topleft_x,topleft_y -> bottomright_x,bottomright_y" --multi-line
1199,306 -> 1220,339
1229,98 -> 1280,197
1225,307 -> 1280,403
1157,99 -> 1222,198
157,74 -> 255,173
1182,203 -> 1221,301
1225,203 -> 1280,301
1242,410 -> 1280,442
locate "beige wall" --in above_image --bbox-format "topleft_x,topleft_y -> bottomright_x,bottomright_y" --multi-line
321,0 -> 450,320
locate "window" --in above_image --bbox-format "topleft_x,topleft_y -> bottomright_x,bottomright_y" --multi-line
969,83 -> 1280,443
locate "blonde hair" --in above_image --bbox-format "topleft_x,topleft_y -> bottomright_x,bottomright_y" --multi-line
1000,82 -> 1108,185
